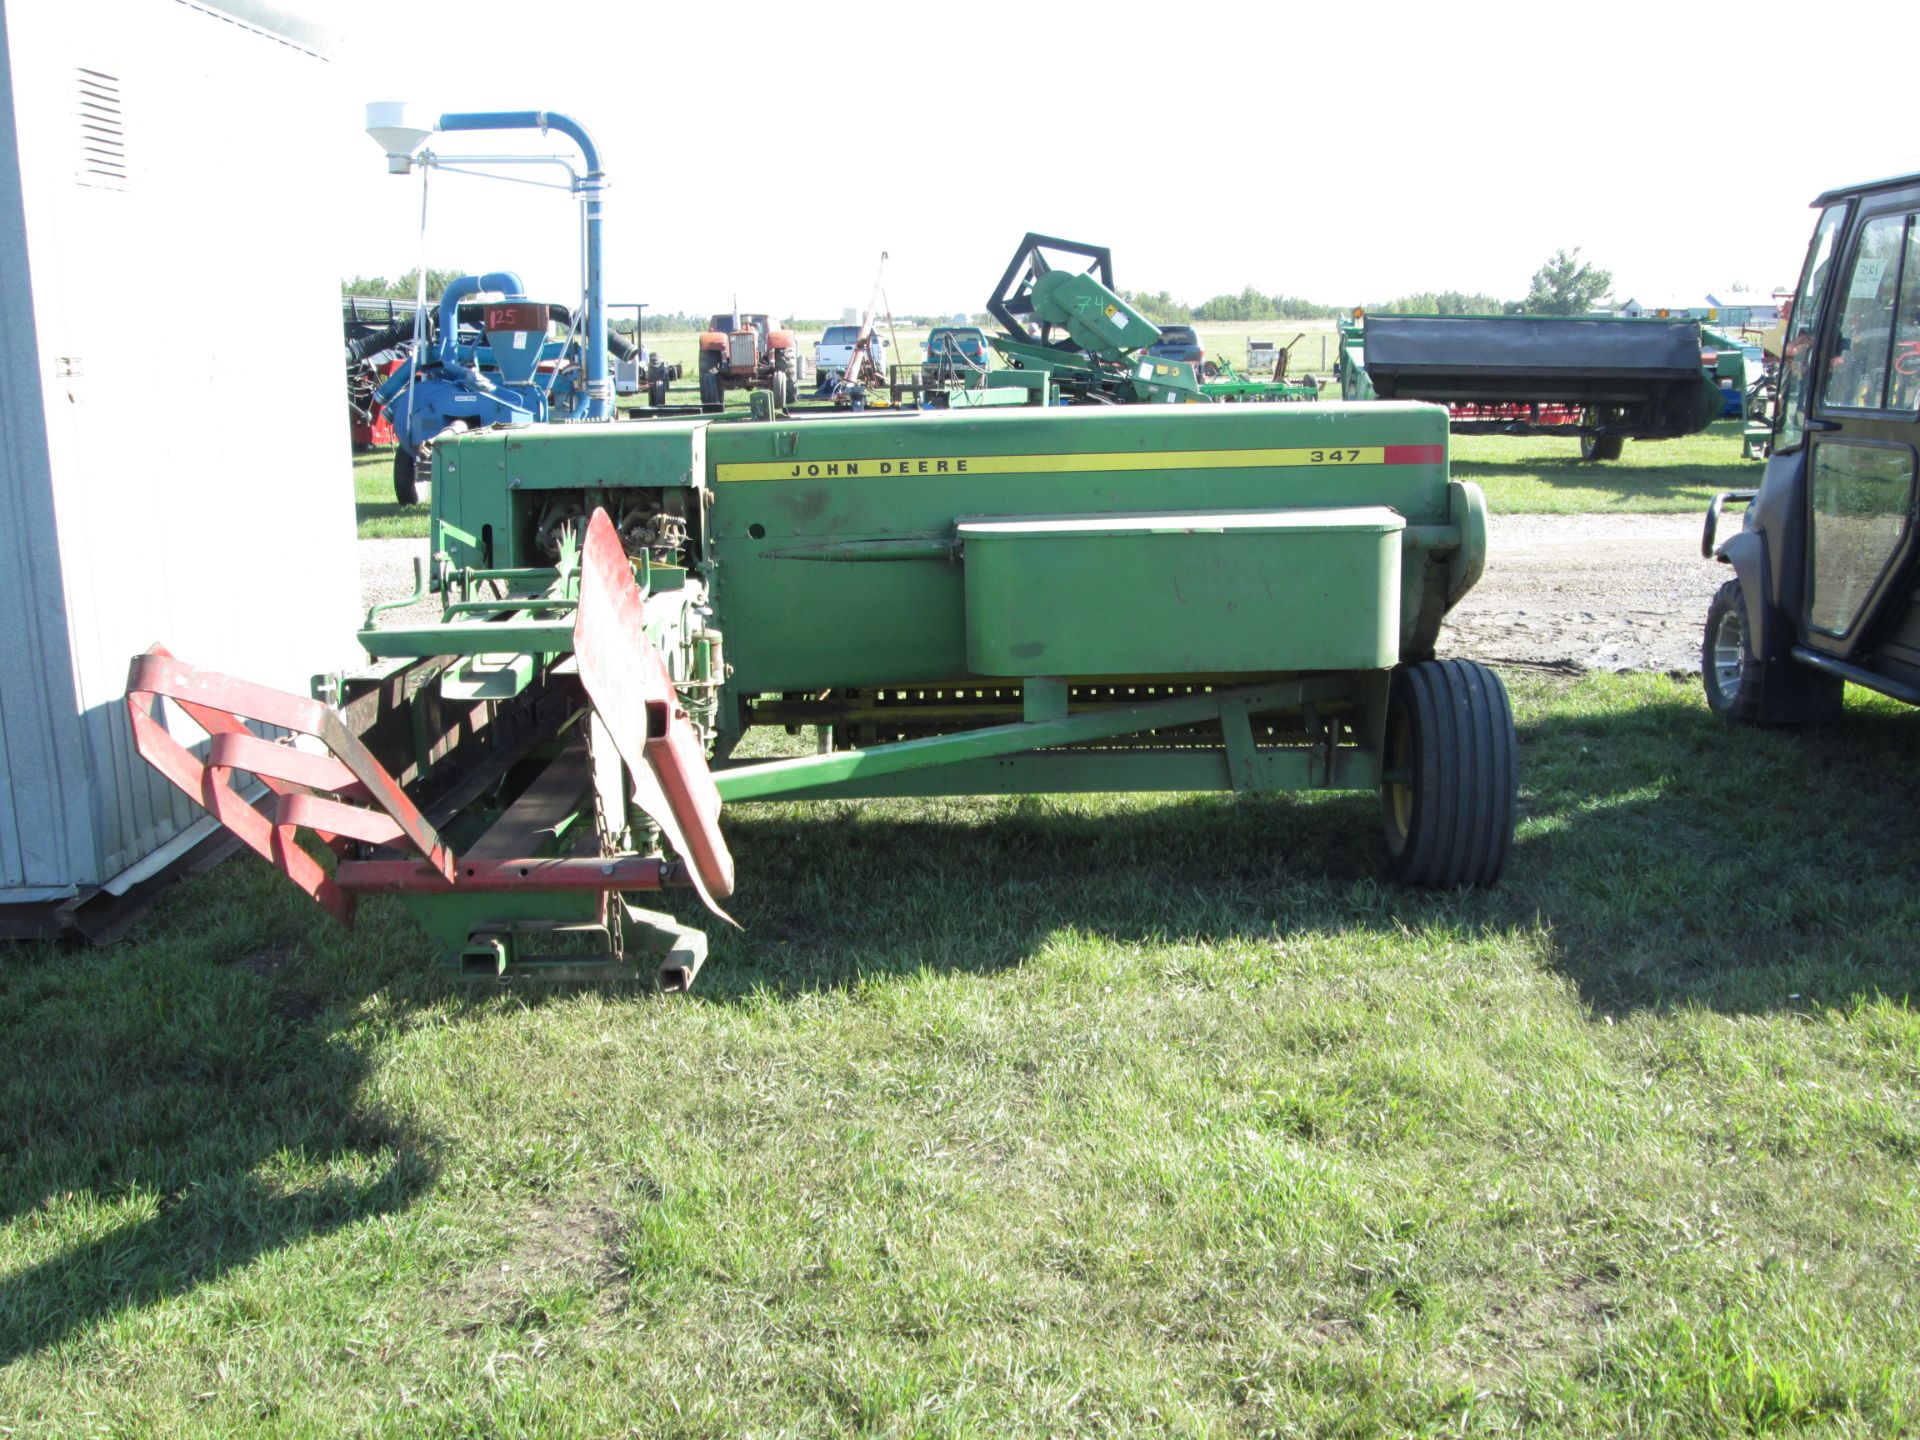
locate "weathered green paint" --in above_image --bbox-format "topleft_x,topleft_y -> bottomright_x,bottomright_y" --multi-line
339,389 -> 1493,977
727,744 -> 1381,802
430,422 -> 707,573
713,679 -> 1342,802
703,402 -> 1451,691
359,618 -> 574,659
959,508 -> 1403,676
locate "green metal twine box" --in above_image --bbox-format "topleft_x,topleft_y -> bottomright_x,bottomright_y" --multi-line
957,507 -> 1405,676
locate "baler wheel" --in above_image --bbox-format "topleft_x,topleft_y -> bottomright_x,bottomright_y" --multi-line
1579,408 -> 1624,462
1381,659 -> 1516,887
393,447 -> 419,505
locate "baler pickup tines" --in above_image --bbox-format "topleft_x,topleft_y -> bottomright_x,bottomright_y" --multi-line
125,647 -> 456,925
124,512 -> 737,971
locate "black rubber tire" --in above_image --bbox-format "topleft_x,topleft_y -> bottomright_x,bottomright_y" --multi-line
698,352 -> 724,412
393,447 -> 419,505
1701,579 -> 1843,725
775,350 -> 797,407
1580,408 -> 1625,462
771,367 -> 792,409
648,378 -> 669,407
1702,580 -> 1762,723
1382,659 -> 1518,887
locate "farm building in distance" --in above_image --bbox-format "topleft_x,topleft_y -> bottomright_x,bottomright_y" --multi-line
1615,294 -> 1783,327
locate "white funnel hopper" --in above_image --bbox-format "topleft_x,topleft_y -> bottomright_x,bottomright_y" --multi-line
365,101 -> 434,174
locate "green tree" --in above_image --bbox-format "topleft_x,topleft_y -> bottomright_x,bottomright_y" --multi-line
1520,249 -> 1612,315
341,266 -> 468,302
1120,288 -> 1193,324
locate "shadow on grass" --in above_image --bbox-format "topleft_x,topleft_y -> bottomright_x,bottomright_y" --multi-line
5,681 -> 1914,1363
0,875 -> 440,1366
680,679 -> 1920,1017
1452,453 -> 1721,505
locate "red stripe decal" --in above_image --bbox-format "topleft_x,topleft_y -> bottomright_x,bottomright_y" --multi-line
1384,444 -> 1446,465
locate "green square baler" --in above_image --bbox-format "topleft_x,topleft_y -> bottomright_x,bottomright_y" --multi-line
128,400 -> 1513,985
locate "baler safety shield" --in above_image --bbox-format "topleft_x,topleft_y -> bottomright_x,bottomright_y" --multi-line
571,509 -> 736,920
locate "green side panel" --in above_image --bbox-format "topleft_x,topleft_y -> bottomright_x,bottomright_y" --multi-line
706,403 -> 1449,692
432,423 -> 707,571
1340,341 -> 1376,401
1030,269 -> 1155,352
959,509 -> 1403,675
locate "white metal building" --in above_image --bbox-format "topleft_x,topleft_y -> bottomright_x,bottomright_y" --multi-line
0,0 -> 363,933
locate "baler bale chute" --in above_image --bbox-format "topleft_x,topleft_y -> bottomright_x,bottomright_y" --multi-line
1340,312 -> 1727,460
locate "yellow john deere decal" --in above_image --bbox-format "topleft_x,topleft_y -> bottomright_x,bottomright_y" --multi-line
715,446 -> 1395,483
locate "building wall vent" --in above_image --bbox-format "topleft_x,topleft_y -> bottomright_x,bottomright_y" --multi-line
74,68 -> 128,191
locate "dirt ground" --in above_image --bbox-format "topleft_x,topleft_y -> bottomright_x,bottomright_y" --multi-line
360,511 -> 1724,678
1437,513 -> 1721,676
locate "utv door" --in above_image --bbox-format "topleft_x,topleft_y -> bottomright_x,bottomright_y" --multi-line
1799,188 -> 1920,683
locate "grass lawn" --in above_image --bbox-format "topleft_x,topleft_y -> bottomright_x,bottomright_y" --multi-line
1449,422 -> 1757,516
4,671 -> 1918,1436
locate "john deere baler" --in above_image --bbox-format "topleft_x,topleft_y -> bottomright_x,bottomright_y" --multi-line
129,399 -> 1513,986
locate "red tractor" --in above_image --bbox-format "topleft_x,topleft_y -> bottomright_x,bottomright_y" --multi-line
697,310 -> 798,410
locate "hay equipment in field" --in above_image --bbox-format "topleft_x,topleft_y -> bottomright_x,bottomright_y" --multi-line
1337,311 -> 1726,460
122,118 -> 1519,989
128,395 -> 1514,986
976,235 -> 1339,408
343,296 -> 415,448
355,105 -> 643,502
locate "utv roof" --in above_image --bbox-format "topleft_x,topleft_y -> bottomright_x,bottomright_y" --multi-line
1811,172 -> 1920,207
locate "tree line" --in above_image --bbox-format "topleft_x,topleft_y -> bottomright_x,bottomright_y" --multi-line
1121,249 -> 1615,323
344,250 -> 1617,331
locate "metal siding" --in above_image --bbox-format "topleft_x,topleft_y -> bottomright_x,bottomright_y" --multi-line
0,0 -> 360,900
0,0 -> 92,893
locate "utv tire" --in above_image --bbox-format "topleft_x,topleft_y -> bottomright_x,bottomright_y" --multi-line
393,447 -> 419,505
1702,580 -> 1763,722
1701,579 -> 1843,725
1382,659 -> 1517,887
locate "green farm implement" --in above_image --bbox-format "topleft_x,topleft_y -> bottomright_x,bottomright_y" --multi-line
1201,357 -> 1322,404
977,235 -> 1329,408
129,396 -> 1513,986
1338,311 -> 1726,459
132,122 -> 1514,989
